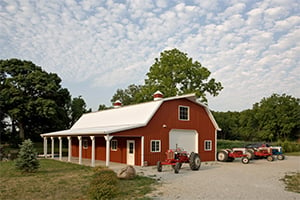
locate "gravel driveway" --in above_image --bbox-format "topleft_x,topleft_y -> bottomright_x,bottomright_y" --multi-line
136,156 -> 300,200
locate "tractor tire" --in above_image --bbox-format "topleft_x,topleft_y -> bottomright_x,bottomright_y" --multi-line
277,154 -> 285,160
189,152 -> 201,170
174,162 -> 181,174
242,157 -> 249,164
267,155 -> 274,162
157,161 -> 162,172
246,150 -> 255,160
227,157 -> 234,162
217,150 -> 228,162
172,162 -> 182,169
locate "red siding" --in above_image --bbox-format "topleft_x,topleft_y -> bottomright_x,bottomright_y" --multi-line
71,98 -> 217,166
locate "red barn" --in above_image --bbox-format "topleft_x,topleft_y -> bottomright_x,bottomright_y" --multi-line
41,92 -> 220,167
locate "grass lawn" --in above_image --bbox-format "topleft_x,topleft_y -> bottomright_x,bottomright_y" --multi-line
281,172 -> 300,193
0,159 -> 156,200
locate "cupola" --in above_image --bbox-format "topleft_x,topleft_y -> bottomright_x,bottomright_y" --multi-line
153,91 -> 163,101
113,100 -> 122,108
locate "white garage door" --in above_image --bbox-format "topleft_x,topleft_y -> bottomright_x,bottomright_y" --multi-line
169,129 -> 198,153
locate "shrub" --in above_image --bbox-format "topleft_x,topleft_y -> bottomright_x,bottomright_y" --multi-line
15,139 -> 40,173
88,167 -> 119,200
276,140 -> 300,153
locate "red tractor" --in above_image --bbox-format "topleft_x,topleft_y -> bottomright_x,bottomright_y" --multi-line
217,148 -> 250,164
245,143 -> 275,161
157,148 -> 201,173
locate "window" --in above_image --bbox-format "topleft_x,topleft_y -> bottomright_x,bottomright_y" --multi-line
179,106 -> 190,120
83,139 -> 88,149
151,140 -> 161,152
204,140 -> 212,151
111,140 -> 118,151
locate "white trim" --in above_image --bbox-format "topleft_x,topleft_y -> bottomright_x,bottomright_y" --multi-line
204,140 -> 212,151
110,140 -> 118,151
43,137 -> 47,158
215,130 -> 217,161
141,136 -> 144,166
78,136 -> 82,164
150,140 -> 161,152
67,136 -> 72,162
90,136 -> 95,167
58,137 -> 62,161
178,105 -> 190,121
51,137 -> 54,159
126,140 -> 135,165
104,135 -> 113,167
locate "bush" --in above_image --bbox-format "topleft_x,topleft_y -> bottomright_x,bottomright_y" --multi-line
15,139 -> 40,173
275,140 -> 300,153
88,167 -> 119,200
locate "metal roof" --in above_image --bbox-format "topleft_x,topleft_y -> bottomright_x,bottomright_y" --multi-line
41,93 -> 220,137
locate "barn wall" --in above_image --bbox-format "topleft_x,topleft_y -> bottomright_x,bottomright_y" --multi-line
113,99 -> 217,165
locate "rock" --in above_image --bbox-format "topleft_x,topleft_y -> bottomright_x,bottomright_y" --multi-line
117,165 -> 136,179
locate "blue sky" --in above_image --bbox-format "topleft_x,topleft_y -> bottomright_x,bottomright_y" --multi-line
1,0 -> 299,112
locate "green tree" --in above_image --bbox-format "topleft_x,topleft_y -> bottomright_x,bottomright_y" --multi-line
15,139 -> 40,173
98,104 -> 111,111
144,48 -> 223,102
70,96 -> 91,126
254,94 -> 300,141
111,84 -> 143,105
0,59 -> 71,141
111,49 -> 223,105
213,111 -> 240,140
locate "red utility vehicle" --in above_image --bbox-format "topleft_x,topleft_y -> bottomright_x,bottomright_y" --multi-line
157,148 -> 201,173
217,148 -> 250,164
245,144 -> 275,161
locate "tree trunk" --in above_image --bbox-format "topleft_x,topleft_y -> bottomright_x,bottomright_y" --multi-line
18,122 -> 25,140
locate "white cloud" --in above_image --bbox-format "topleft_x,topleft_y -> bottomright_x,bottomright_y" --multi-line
0,0 -> 299,111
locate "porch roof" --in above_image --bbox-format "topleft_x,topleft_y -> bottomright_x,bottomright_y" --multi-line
41,93 -> 220,137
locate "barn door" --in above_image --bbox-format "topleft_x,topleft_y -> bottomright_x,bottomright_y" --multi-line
126,140 -> 135,165
169,129 -> 198,153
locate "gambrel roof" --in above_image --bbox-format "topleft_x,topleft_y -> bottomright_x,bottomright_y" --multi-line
41,93 -> 220,137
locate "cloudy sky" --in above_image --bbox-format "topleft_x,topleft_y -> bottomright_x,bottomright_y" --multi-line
1,0 -> 299,112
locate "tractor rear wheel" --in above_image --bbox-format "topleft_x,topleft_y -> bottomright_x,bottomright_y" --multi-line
242,157 -> 249,164
157,161 -> 162,172
267,155 -> 274,162
217,150 -> 228,162
246,150 -> 254,160
189,152 -> 201,170
174,162 -> 181,174
277,154 -> 285,160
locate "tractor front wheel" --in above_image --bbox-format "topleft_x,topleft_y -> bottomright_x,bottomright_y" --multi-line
189,152 -> 201,170
267,155 -> 274,162
157,161 -> 162,172
242,157 -> 249,164
217,150 -> 228,162
174,162 -> 181,174
277,154 -> 285,160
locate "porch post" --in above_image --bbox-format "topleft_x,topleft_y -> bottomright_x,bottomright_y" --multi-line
67,136 -> 72,162
90,136 -> 95,167
51,137 -> 54,159
78,136 -> 82,165
43,137 -> 47,158
141,136 -> 144,166
104,135 -> 113,167
58,137 -> 62,161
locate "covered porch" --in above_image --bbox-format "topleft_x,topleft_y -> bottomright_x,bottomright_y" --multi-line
40,132 -> 145,167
